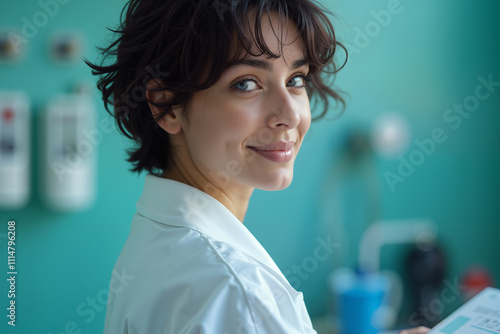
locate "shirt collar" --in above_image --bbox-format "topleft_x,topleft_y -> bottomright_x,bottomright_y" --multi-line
136,174 -> 284,277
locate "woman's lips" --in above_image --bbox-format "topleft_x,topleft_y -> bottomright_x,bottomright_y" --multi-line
247,141 -> 294,163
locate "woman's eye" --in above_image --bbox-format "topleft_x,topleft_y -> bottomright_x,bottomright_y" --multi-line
232,79 -> 259,92
232,74 -> 309,92
287,75 -> 307,88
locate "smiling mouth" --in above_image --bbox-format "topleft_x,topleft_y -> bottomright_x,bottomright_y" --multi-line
247,141 -> 295,163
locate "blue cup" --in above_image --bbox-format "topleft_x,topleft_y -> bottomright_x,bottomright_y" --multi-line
331,269 -> 390,334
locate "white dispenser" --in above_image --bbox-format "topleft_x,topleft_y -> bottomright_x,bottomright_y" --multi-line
0,91 -> 30,209
40,94 -> 96,211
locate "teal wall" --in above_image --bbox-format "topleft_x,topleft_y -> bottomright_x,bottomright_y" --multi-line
1,0 -> 499,333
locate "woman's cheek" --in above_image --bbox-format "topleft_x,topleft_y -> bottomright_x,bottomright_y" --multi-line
298,100 -> 311,135
220,103 -> 262,133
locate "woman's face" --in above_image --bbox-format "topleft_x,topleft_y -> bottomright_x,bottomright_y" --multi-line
176,13 -> 311,192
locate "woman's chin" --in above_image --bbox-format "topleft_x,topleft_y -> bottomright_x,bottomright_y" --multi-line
255,173 -> 294,191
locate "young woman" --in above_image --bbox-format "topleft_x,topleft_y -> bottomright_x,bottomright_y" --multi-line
88,0 -> 431,333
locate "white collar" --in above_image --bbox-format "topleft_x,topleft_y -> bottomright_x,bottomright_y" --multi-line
136,174 -> 284,278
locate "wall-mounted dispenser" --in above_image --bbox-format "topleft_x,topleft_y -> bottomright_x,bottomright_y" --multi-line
0,91 -> 30,209
0,31 -> 25,62
49,31 -> 83,65
40,94 -> 96,211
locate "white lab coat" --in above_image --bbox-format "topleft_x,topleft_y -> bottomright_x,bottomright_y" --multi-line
103,174 -> 317,334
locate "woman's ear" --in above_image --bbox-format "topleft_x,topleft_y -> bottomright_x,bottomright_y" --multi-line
145,79 -> 182,135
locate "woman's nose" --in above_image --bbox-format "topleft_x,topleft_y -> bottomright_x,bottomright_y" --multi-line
266,88 -> 301,129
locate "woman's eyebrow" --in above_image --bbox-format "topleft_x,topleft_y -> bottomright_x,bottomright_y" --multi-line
226,58 -> 308,71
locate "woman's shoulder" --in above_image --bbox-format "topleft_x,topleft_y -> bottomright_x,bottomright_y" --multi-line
116,214 -> 258,280
117,217 -> 285,296
106,216 -> 315,333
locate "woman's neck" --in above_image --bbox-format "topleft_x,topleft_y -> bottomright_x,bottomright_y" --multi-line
161,162 -> 254,223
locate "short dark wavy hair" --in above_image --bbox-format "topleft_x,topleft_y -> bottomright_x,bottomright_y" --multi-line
86,0 -> 346,175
